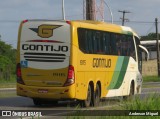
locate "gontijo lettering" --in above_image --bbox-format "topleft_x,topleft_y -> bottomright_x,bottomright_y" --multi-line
93,58 -> 111,68
22,44 -> 68,52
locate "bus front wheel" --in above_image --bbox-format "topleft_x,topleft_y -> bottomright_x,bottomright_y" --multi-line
123,82 -> 134,101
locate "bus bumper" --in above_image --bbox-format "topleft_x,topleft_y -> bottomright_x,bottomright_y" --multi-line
17,83 -> 76,100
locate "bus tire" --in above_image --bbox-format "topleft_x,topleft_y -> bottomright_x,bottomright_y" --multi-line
123,82 -> 134,101
52,100 -> 58,105
33,98 -> 42,106
80,84 -> 92,107
94,84 -> 100,106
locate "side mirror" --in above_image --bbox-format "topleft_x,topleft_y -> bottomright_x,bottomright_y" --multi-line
139,45 -> 149,61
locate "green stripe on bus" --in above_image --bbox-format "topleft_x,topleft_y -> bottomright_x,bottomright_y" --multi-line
122,31 -> 133,35
107,57 -> 124,89
114,57 -> 129,89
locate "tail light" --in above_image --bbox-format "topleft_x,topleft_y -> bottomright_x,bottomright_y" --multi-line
16,63 -> 21,77
64,65 -> 75,86
66,20 -> 71,25
16,63 -> 25,85
22,20 -> 28,24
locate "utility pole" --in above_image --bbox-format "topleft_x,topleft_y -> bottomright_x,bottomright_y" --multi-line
155,18 -> 160,76
86,0 -> 96,20
84,0 -> 110,21
118,10 -> 130,26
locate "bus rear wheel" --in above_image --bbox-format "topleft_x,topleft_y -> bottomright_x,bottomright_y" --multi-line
94,84 -> 100,106
80,85 -> 92,107
33,98 -> 43,106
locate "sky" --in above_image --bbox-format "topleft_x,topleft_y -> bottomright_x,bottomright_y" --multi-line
0,0 -> 160,48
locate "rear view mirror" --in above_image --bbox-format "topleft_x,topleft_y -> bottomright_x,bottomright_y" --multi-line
139,45 -> 149,61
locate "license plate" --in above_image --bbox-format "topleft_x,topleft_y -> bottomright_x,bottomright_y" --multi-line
38,89 -> 48,93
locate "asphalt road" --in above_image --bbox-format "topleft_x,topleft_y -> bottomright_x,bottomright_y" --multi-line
0,82 -> 160,118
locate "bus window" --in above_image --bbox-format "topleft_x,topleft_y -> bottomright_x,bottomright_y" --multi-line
87,30 -> 93,53
96,31 -> 104,54
116,35 -> 122,56
96,31 -> 100,53
118,35 -> 136,60
78,28 -> 136,59
110,34 -> 118,55
78,28 -> 90,53
92,31 -> 97,54
84,30 -> 89,53
78,28 -> 86,53
120,35 -> 128,56
128,36 -> 136,59
103,32 -> 111,55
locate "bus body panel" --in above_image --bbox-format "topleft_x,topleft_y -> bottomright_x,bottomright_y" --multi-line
19,21 -> 71,87
17,20 -> 77,99
17,83 -> 76,99
106,57 -> 139,97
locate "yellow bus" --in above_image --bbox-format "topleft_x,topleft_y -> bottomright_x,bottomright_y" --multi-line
16,20 -> 148,107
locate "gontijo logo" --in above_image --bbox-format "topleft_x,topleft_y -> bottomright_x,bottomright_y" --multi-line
30,25 -> 62,38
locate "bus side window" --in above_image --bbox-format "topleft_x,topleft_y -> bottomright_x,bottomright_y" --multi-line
93,31 -> 97,54
78,28 -> 86,53
78,28 -> 91,54
103,32 -> 111,55
118,35 -> 136,59
96,31 -> 100,53
87,30 -> 93,53
128,36 -> 136,60
120,35 -> 128,56
84,30 -> 89,53
110,34 -> 117,55
97,31 -> 104,54
116,35 -> 121,56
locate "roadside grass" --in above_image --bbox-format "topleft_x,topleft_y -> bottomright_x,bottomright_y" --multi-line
0,75 -> 16,88
122,94 -> 160,110
67,94 -> 160,119
143,76 -> 160,82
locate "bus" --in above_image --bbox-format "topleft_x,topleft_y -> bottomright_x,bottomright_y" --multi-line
16,20 -> 148,107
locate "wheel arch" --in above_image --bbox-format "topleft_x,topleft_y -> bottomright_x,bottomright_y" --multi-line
129,80 -> 135,95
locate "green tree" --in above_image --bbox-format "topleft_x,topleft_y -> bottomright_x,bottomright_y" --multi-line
0,40 -> 17,80
141,33 -> 160,40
